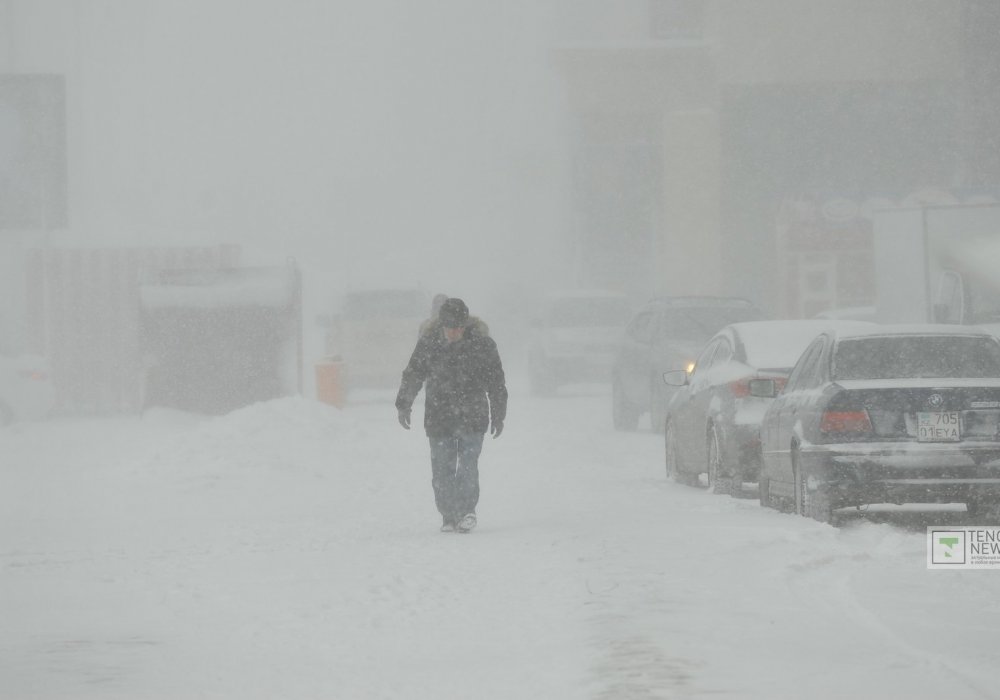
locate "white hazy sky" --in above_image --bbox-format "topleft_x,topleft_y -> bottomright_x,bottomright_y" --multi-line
62,1 -> 573,311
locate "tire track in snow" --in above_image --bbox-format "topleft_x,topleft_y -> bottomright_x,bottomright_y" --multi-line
782,528 -> 995,699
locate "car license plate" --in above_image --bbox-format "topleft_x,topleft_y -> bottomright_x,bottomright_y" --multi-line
917,411 -> 961,442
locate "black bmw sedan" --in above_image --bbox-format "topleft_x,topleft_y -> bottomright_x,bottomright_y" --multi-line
755,325 -> 1000,524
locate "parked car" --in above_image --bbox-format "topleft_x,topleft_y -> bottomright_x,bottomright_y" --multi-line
612,296 -> 765,431
0,354 -> 55,425
323,288 -> 431,389
527,290 -> 631,395
754,325 -> 1000,524
662,320 -> 875,495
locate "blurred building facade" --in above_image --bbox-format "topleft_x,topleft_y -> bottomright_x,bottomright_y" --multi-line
554,0 -> 1000,315
3,0 -> 999,325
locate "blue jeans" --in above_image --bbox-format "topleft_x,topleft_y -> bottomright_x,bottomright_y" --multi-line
429,432 -> 484,524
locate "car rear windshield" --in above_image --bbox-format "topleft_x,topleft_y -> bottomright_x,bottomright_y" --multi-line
660,307 -> 764,340
547,298 -> 631,328
834,335 -> 1000,380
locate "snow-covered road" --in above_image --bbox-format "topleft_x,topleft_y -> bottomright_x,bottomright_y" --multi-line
3,389 -> 999,699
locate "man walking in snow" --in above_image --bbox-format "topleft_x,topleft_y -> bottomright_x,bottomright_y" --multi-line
396,297 -> 507,533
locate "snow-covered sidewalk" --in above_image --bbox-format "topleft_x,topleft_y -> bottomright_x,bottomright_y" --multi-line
2,392 -> 998,699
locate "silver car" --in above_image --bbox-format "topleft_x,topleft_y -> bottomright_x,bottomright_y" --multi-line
662,320 -> 874,495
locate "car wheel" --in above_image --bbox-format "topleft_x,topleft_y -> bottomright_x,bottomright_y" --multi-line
664,420 -> 679,481
730,442 -> 745,500
807,487 -> 839,526
802,479 -> 839,525
707,425 -> 733,495
731,473 -> 744,499
649,379 -> 667,436
792,445 -> 805,516
612,378 -> 639,432
665,421 -> 697,486
794,449 -> 839,525
706,426 -> 721,493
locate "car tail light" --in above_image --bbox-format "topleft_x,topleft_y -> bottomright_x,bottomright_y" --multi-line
730,377 -> 786,398
17,369 -> 48,381
820,410 -> 873,435
727,379 -> 751,398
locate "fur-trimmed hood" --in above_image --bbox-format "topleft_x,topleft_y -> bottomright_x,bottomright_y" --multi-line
418,315 -> 490,339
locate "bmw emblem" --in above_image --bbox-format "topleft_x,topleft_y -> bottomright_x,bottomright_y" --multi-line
927,393 -> 944,408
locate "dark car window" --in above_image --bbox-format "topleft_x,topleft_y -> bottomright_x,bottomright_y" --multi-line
800,339 -> 829,389
627,312 -> 656,344
714,338 -> 733,365
693,338 -> 722,374
834,335 -> 1000,380
656,307 -> 764,342
785,338 -> 824,392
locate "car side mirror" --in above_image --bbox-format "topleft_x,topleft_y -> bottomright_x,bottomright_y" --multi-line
749,378 -> 777,398
663,370 -> 688,387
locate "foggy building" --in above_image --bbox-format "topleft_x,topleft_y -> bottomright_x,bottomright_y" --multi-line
3,0 -> 1000,336
554,0 -> 1000,316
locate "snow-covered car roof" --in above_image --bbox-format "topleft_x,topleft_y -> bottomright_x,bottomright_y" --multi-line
725,319 -> 875,369
829,324 -> 1000,340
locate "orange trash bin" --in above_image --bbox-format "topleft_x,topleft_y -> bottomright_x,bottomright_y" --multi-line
315,357 -> 346,408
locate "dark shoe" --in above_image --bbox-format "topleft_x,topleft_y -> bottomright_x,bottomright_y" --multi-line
456,513 -> 477,533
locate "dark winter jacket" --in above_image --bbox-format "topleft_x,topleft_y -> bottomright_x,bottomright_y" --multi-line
395,320 -> 507,437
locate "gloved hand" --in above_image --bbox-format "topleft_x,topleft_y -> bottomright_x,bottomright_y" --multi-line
398,408 -> 411,430
490,419 -> 504,439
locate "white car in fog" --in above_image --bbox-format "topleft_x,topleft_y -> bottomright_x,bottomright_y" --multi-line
323,288 -> 431,389
527,290 -> 631,395
0,354 -> 55,425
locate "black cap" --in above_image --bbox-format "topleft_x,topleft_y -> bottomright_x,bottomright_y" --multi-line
439,298 -> 469,328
